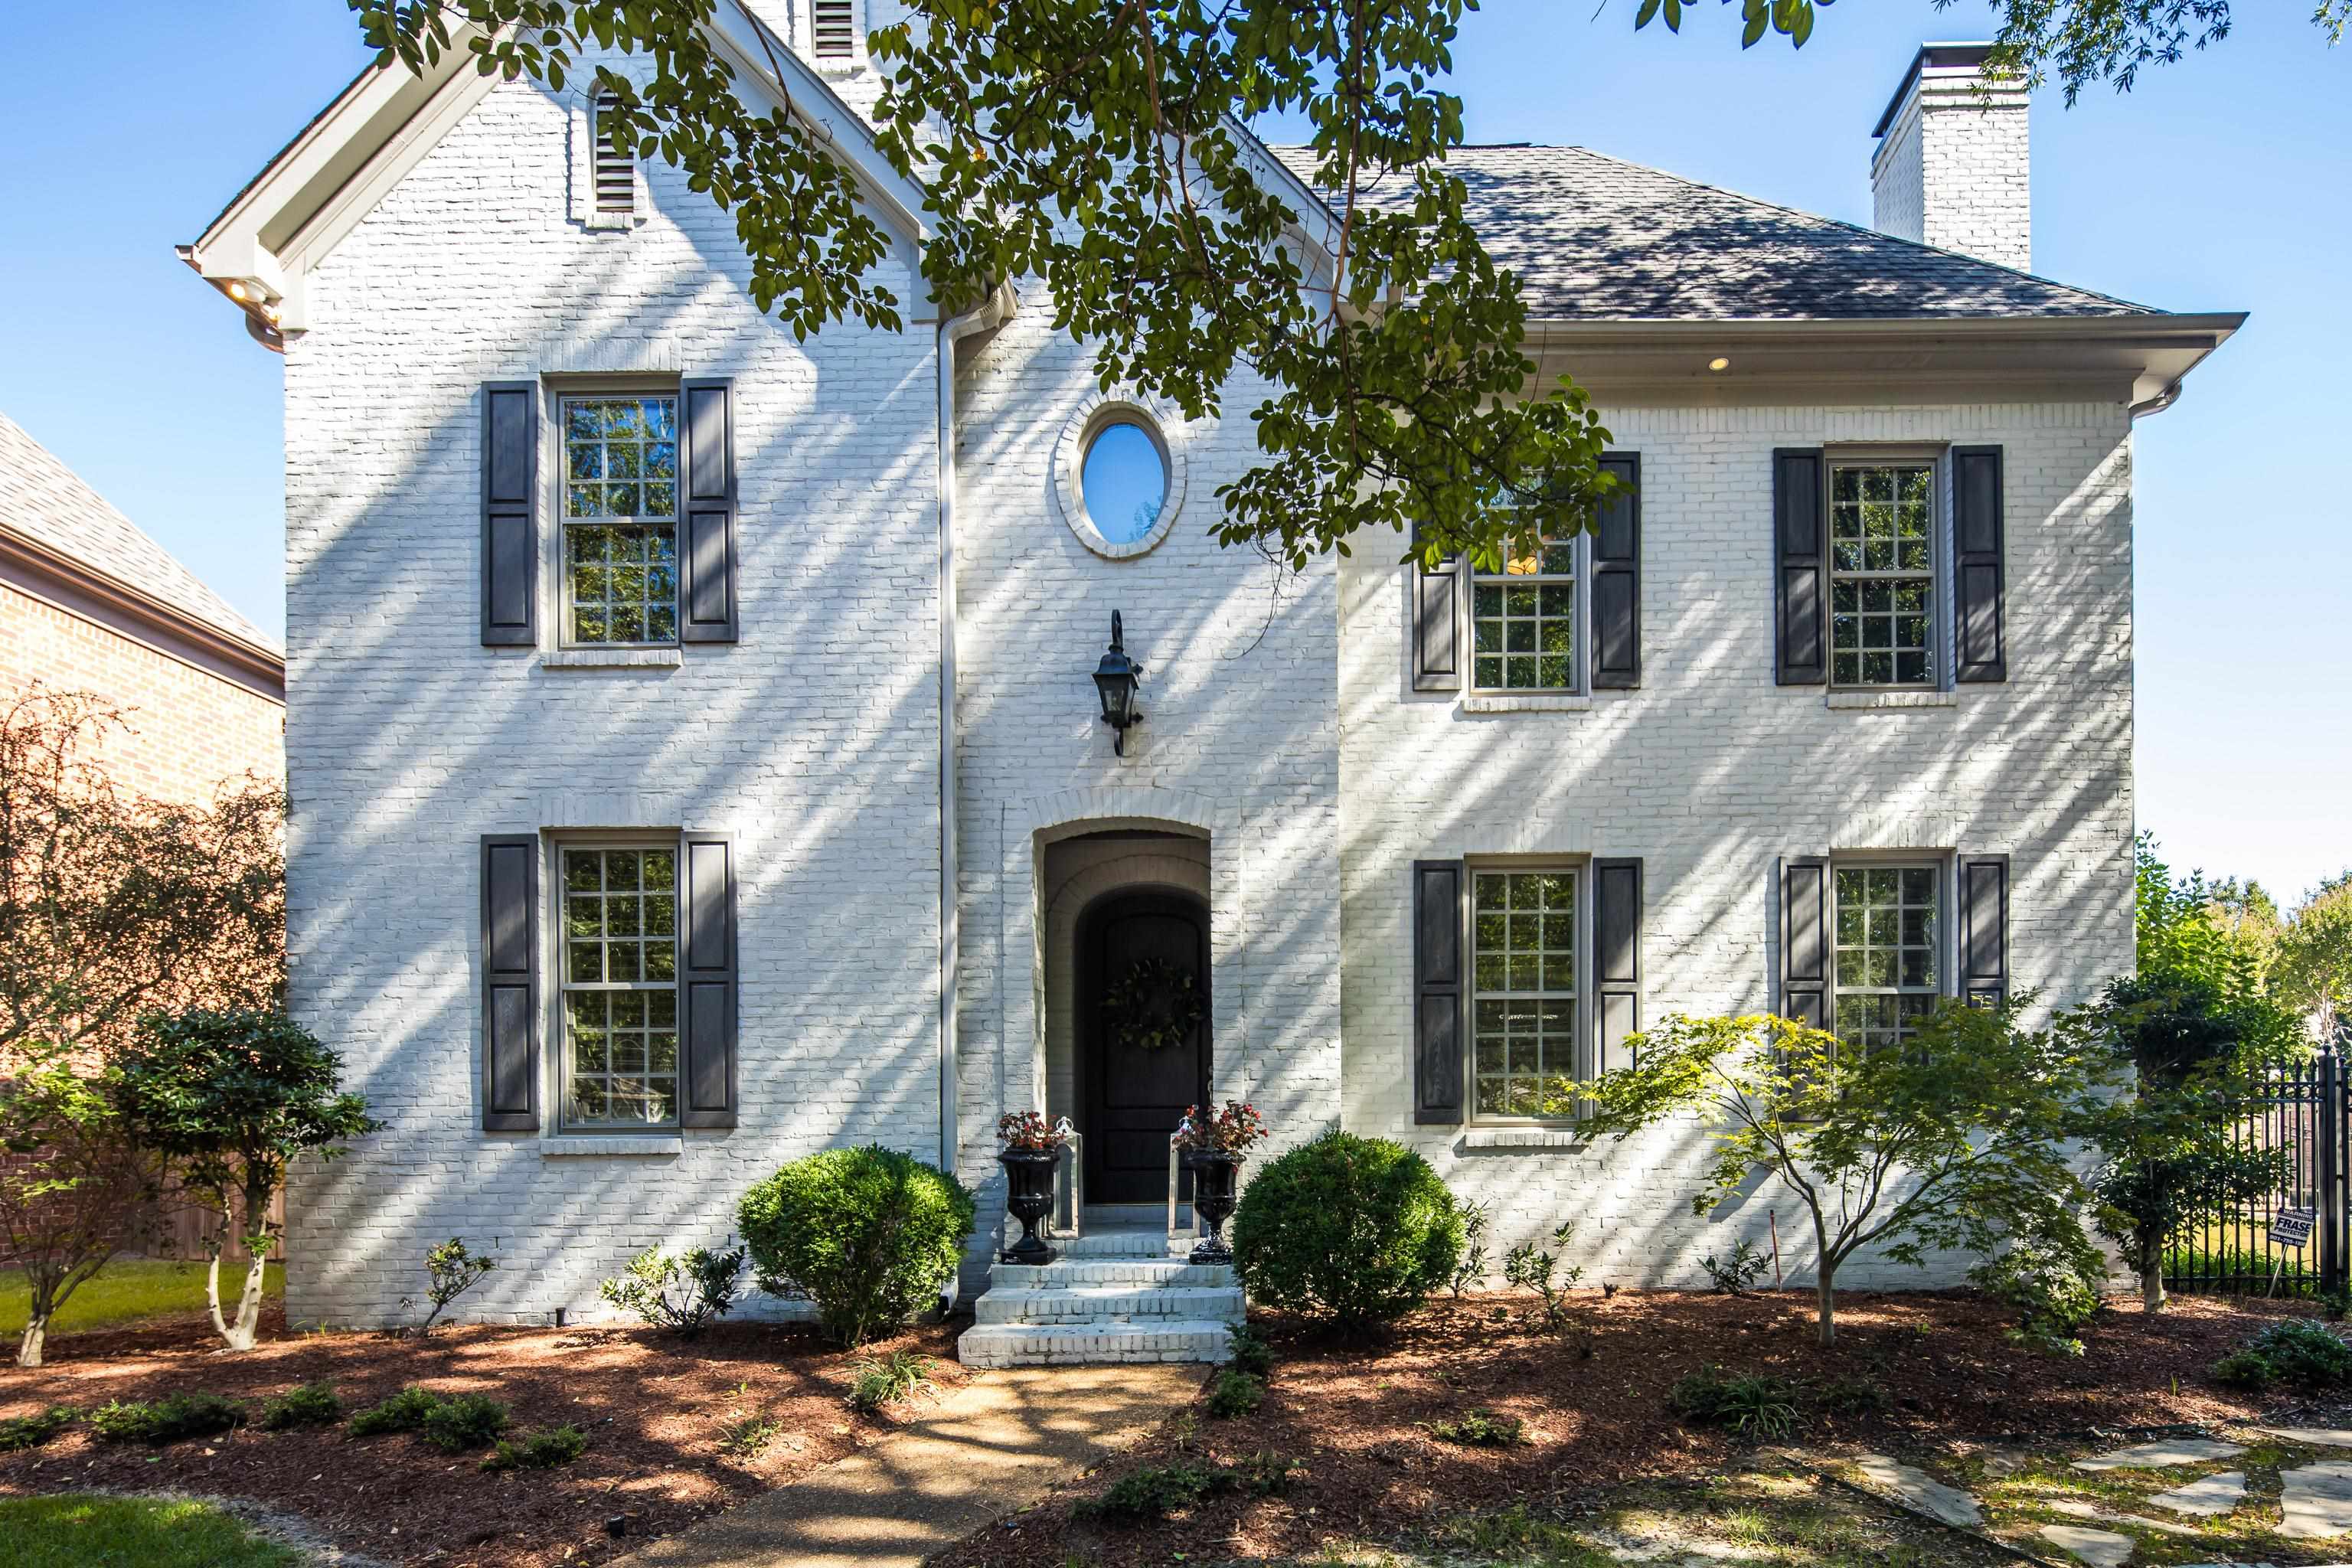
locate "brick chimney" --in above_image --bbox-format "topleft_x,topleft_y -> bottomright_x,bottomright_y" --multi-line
1870,43 -> 2030,272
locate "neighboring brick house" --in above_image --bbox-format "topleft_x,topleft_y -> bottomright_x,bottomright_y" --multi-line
183,15 -> 2239,1355
0,413 -> 283,806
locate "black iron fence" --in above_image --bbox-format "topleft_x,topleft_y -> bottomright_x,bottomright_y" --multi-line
2164,1052 -> 2344,1298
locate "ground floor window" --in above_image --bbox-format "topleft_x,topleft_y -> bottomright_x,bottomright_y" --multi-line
1470,868 -> 1578,1119
1832,864 -> 1939,1054
560,844 -> 681,1127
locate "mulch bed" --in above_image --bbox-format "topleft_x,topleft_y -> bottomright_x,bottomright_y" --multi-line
938,1289 -> 2316,1568
0,1303 -> 968,1568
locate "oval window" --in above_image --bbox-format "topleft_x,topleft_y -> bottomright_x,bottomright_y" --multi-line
1080,420 -> 1169,546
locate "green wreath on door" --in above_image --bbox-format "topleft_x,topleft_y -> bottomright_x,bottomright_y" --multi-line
1102,956 -> 1204,1053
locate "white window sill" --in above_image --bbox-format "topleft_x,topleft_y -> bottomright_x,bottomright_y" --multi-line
541,1135 -> 683,1157
1459,1127 -> 1584,1151
541,648 -> 684,670
1826,689 -> 1956,710
1462,691 -> 1592,714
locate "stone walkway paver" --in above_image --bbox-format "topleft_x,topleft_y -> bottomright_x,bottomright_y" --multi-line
2047,1497 -> 2199,1536
1851,1453 -> 1983,1527
2280,1459 -> 2352,1541
2073,1438 -> 2246,1472
608,1363 -> 1195,1568
2265,1426 -> 2352,1449
2038,1523 -> 2136,1567
2150,1470 -> 2249,1517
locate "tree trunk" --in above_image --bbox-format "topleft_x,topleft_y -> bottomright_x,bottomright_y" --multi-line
1815,1268 -> 1838,1345
2140,1234 -> 2167,1313
15,1317 -> 45,1368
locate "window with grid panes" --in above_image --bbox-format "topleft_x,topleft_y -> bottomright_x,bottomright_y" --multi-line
1470,533 -> 1577,691
1829,463 -> 1935,687
1833,865 -> 1939,1055
561,846 -> 681,1127
1470,869 -> 1578,1118
563,396 -> 680,645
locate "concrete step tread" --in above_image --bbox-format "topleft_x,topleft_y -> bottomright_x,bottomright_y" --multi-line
958,1318 -> 1239,1367
990,1261 -> 1235,1289
973,1286 -> 1245,1325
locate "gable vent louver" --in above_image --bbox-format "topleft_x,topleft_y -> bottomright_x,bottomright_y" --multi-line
811,0 -> 857,57
593,94 -> 635,213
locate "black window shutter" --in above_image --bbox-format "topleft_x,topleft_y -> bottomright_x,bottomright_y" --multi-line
1410,528 -> 1460,693
1953,446 -> 2006,683
1958,854 -> 2011,1007
1413,860 -> 1465,1124
679,379 -> 739,644
480,834 -> 540,1131
481,383 -> 538,647
678,832 -> 739,1128
1773,449 -> 1827,684
1779,855 -> 1829,1028
1589,455 -> 1641,689
1591,857 -> 1642,1074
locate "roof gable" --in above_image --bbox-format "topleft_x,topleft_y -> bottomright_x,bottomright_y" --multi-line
185,1 -> 933,334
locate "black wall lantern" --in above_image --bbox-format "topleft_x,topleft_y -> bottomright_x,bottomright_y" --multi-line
1092,611 -> 1144,755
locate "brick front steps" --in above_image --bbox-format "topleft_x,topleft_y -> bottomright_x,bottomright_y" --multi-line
956,1227 -> 1244,1367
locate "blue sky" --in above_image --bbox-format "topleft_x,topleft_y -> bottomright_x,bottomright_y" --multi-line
2,2 -> 2344,903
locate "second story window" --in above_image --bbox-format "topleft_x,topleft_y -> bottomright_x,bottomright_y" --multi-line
1470,534 -> 1579,692
1829,462 -> 1935,688
564,395 -> 679,645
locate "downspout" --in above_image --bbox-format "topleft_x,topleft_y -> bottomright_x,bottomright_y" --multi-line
937,281 -> 1016,1188
2128,377 -> 2186,419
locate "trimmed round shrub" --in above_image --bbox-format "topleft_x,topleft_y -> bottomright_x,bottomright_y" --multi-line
1229,1131 -> 1461,1331
738,1145 -> 977,1346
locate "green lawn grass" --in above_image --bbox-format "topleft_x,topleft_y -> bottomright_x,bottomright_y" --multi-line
0,1494 -> 299,1568
0,1258 -> 284,1338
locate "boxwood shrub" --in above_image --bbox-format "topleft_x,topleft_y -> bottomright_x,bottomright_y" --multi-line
738,1145 -> 976,1346
1229,1131 -> 1461,1331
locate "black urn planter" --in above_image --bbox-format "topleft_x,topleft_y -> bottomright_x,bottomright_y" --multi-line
998,1147 -> 1060,1266
1184,1150 -> 1245,1264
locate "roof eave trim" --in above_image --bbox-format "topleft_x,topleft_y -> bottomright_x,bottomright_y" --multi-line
0,527 -> 285,698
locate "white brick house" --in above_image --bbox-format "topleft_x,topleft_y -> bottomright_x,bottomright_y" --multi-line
183,15 -> 2239,1342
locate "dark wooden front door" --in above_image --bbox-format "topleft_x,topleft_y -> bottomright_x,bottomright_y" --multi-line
1079,890 -> 1211,1206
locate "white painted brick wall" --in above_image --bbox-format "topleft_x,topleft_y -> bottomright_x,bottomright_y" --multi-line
280,70 -> 945,1328
1338,401 -> 2136,1289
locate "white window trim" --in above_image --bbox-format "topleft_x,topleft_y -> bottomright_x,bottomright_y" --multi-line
1824,851 -> 1956,1047
1823,446 -> 1953,696
547,832 -> 687,1135
1463,858 -> 1593,1129
550,387 -> 686,652
1461,533 -> 1592,701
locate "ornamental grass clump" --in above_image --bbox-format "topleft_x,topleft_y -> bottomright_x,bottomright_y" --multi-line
846,1349 -> 936,1413
1229,1131 -> 1460,1333
738,1145 -> 976,1347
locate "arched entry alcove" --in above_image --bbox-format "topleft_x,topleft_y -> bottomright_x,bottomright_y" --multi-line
1040,828 -> 1210,1210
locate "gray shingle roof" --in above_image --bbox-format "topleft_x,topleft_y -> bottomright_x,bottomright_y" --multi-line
1272,144 -> 2158,320
0,412 -> 278,652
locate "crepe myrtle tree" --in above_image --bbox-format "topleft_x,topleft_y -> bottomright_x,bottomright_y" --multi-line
111,1009 -> 379,1351
1575,1001 -> 2119,1345
0,688 -> 285,1057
